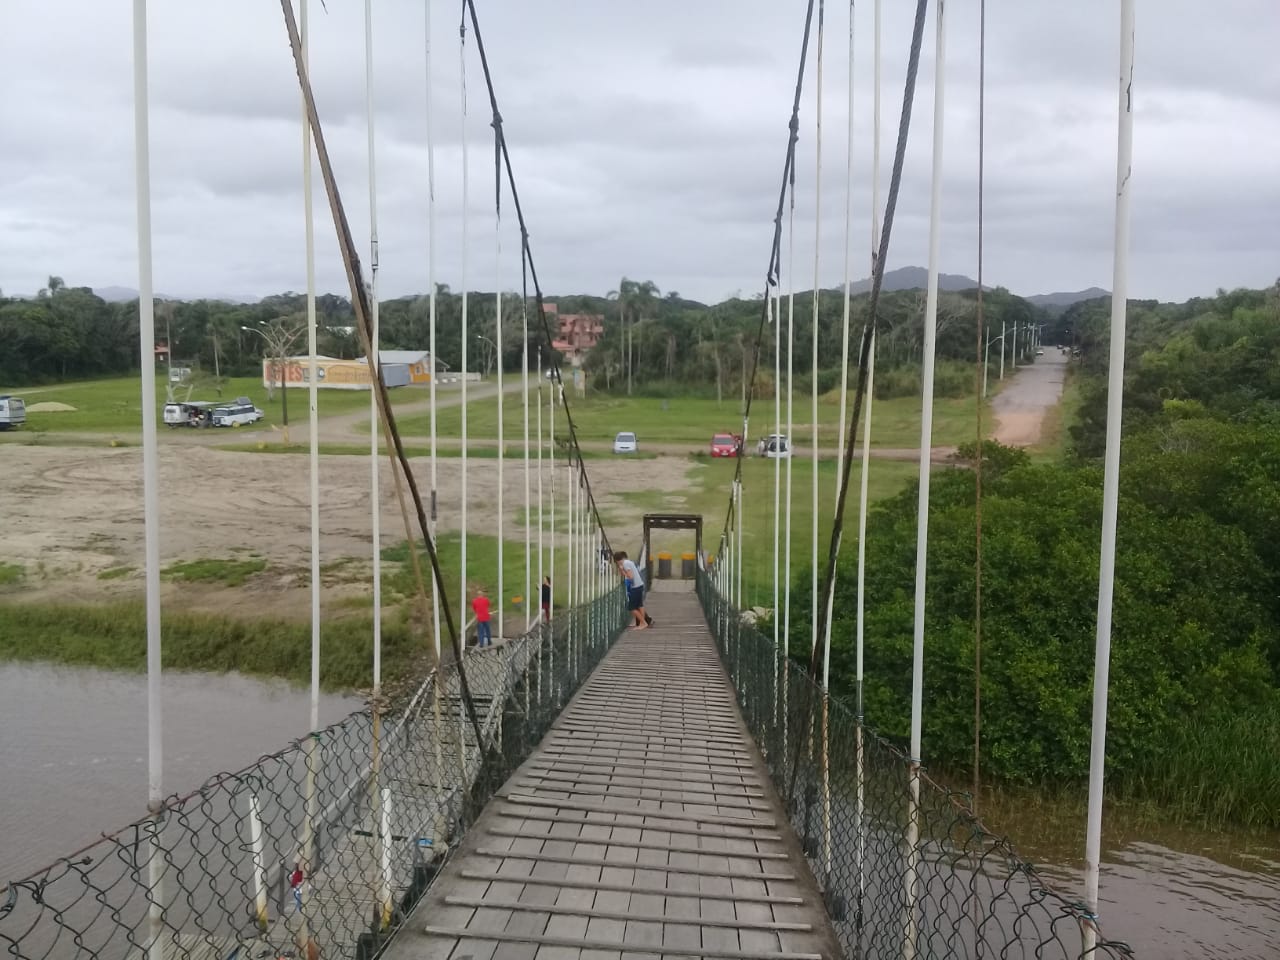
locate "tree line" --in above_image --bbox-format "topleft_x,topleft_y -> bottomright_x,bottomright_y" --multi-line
1,274 -> 1047,396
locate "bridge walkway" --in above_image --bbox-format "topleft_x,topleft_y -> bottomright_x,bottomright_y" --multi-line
387,581 -> 840,960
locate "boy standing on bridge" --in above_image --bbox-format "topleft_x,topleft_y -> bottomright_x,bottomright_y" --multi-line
613,551 -> 653,629
472,588 -> 492,647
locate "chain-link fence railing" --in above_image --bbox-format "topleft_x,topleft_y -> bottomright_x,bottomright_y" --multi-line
698,571 -> 1135,960
1,592 -> 627,960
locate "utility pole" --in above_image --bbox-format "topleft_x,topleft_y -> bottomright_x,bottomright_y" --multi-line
243,317 -> 305,443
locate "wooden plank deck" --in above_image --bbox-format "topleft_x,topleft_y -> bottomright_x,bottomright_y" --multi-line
387,581 -> 840,960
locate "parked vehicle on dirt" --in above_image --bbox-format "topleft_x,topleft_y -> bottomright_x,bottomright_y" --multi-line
212,401 -> 264,427
756,433 -> 790,458
0,395 -> 26,430
612,431 -> 638,454
710,433 -> 742,458
163,401 -> 218,428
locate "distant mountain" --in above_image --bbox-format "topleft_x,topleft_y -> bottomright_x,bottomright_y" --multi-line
1026,287 -> 1110,314
93,286 -> 143,303
850,265 -> 982,294
92,286 -> 257,305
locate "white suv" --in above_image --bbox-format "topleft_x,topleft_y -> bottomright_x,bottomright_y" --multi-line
612,431 -> 638,454
757,433 -> 790,458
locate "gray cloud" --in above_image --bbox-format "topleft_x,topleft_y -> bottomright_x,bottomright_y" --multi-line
1,0 -> 1277,306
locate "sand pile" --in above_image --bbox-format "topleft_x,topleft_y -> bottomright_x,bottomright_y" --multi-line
25,401 -> 77,413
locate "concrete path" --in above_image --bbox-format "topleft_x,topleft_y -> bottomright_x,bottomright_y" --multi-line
387,582 -> 840,960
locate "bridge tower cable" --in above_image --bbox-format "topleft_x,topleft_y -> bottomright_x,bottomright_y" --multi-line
1085,0 -> 1136,948
128,2 -> 165,957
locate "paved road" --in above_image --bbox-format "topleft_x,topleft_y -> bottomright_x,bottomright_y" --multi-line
991,350 -> 1068,446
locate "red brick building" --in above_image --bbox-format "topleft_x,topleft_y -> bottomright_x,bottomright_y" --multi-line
545,302 -> 604,364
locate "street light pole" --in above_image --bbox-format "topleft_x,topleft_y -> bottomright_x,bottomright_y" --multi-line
243,318 -> 304,443
476,334 -> 496,378
983,334 -> 1004,398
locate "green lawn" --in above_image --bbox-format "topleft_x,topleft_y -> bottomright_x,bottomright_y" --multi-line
390,387 -> 986,450
617,456 -> 921,604
0,375 -> 427,434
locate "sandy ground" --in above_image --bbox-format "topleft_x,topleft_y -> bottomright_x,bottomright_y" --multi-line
2,359 -> 1062,615
991,350 -> 1068,445
2,444 -> 690,611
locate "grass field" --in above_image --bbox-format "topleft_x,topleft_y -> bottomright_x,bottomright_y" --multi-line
0,375 -> 426,433
391,386 -> 987,450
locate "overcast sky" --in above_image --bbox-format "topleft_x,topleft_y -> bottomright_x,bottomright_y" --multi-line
2,1 -> 1277,305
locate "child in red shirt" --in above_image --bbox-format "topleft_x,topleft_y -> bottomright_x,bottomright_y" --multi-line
472,589 -> 492,647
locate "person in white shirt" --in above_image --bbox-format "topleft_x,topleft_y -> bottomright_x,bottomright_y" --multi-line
612,550 -> 653,629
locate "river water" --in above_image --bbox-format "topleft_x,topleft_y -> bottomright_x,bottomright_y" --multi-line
0,661 -> 361,881
2,662 -> 1277,957
1024,822 -> 1280,958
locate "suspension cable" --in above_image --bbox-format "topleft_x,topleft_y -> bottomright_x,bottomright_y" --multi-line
809,0 -> 825,667
462,0 -> 619,552
973,0 -> 986,817
827,0 -> 856,687
522,248 -> 533,630
715,0 -> 818,564
362,0 -> 380,694
278,0 -> 484,748
425,0 -> 442,665
458,12 -> 470,639
807,0 -> 930,678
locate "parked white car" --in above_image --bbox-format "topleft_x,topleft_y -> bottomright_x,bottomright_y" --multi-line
212,401 -> 264,427
0,395 -> 26,430
612,431 -> 638,454
757,433 -> 790,458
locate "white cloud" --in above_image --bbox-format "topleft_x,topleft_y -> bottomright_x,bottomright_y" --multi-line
1,0 -> 1277,304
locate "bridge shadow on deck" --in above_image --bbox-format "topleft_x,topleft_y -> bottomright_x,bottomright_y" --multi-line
389,582 -> 841,960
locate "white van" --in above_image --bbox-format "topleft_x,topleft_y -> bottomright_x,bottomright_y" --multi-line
0,395 -> 25,430
212,401 -> 264,427
163,401 -> 216,428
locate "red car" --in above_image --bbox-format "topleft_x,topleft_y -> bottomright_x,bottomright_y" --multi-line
710,433 -> 742,458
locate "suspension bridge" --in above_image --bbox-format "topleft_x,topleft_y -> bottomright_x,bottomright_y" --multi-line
1,0 -> 1141,958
